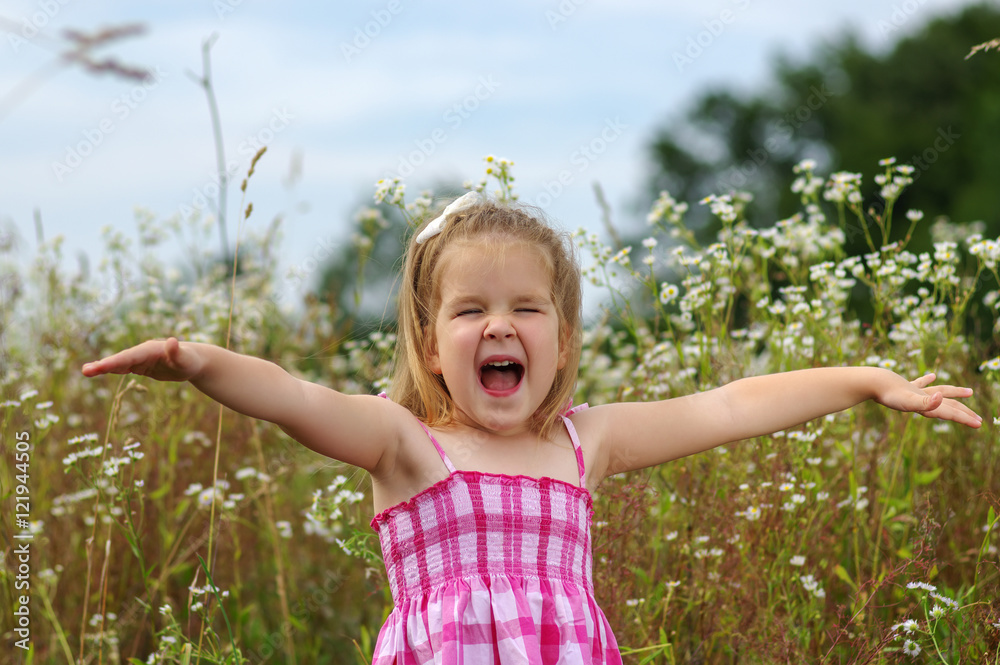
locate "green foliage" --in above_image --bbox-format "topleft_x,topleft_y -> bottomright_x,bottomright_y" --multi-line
647,4 -> 1000,254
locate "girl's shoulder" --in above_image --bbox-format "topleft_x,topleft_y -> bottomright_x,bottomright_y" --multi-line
368,401 -> 453,512
564,402 -> 621,487
565,401 -> 617,438
352,394 -> 426,472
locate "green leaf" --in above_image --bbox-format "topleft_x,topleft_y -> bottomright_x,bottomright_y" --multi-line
914,467 -> 943,485
834,564 -> 857,591
150,482 -> 171,501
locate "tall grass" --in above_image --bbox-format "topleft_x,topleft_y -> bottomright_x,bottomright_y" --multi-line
1,157 -> 998,664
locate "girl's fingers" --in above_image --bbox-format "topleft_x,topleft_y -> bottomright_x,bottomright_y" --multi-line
82,356 -> 119,376
164,337 -> 182,367
910,373 -> 974,400
83,342 -> 157,376
952,401 -> 983,426
919,391 -> 943,412
83,339 -> 194,382
948,408 -> 983,428
935,385 -> 974,399
924,398 -> 983,428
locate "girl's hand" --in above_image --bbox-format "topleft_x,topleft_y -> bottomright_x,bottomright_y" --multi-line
82,337 -> 204,382
874,372 -> 983,428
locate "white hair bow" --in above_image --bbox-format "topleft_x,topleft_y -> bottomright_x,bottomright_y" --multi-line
415,191 -> 482,244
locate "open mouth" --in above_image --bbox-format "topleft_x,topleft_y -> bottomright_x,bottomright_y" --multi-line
478,359 -> 524,394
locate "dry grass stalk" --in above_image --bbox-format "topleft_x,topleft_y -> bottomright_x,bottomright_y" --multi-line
966,36 -> 1000,59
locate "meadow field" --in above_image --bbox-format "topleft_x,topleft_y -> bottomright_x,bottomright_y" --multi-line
2,157 -> 999,663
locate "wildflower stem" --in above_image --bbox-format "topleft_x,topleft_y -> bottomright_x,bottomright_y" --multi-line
196,554 -> 241,663
948,264 -> 985,341
645,267 -> 658,322
853,205 -> 879,254
849,466 -> 864,597
200,132 -> 257,663
902,214 -> 920,246
252,423 -> 297,665
593,182 -> 622,252
79,374 -> 130,662
973,506 -> 999,594
156,509 -> 202,592
120,489 -> 150,584
882,203 -> 895,246
97,527 -> 113,665
37,580 -> 76,664
924,604 -> 950,664
870,414 -> 916,580
188,34 -> 229,258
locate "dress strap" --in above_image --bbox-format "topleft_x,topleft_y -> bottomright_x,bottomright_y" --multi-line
378,392 -> 456,473
416,420 -> 456,473
561,402 -> 589,488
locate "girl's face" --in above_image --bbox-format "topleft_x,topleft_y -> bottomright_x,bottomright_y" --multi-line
426,241 -> 568,436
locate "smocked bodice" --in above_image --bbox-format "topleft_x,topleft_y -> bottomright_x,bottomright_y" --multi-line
372,470 -> 594,604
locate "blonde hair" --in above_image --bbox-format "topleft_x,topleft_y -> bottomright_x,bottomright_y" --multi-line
389,198 -> 582,440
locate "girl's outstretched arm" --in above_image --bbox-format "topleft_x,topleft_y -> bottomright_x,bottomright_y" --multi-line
82,338 -> 404,473
586,367 -> 982,477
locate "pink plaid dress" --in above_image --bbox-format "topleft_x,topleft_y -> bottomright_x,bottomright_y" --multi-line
370,405 -> 622,664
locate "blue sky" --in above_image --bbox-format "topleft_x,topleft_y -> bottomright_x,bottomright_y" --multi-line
0,0 -> 978,306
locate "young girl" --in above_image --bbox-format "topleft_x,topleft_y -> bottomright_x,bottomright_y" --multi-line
82,192 -> 982,664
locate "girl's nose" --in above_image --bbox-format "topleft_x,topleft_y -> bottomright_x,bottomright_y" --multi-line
483,316 -> 516,340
